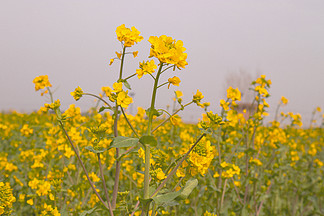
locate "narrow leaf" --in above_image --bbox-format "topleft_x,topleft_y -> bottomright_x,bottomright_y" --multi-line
110,136 -> 139,148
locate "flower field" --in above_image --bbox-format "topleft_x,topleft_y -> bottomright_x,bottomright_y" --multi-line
1,25 -> 324,216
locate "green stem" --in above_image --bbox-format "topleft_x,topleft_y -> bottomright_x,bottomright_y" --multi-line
58,121 -> 110,211
111,46 -> 126,209
160,65 -> 174,74
151,101 -> 193,133
83,93 -> 112,109
147,63 -> 164,135
119,47 -> 126,79
124,73 -> 137,81
121,107 -> 139,138
157,82 -> 168,89
142,63 -> 164,215
47,87 -> 54,103
144,144 -> 150,199
97,153 -> 114,216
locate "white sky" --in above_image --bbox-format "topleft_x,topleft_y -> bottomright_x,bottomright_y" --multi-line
1,0 -> 324,124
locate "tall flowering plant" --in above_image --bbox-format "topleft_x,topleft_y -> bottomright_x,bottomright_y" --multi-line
33,25 -> 220,216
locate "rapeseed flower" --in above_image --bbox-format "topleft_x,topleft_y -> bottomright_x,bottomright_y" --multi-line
148,35 -> 187,68
136,60 -> 157,79
117,91 -> 133,108
0,182 -> 16,215
33,75 -> 52,91
168,76 -> 181,88
71,86 -> 83,101
227,86 -> 241,101
116,24 -> 143,47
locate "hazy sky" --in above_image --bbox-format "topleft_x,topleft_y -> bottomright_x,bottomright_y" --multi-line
1,0 -> 324,123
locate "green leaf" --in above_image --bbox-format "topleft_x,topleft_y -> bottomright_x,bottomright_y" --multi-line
178,179 -> 198,199
145,108 -> 163,118
152,191 -> 181,205
85,146 -> 107,154
98,106 -> 108,113
139,135 -> 157,147
79,207 -> 97,216
110,136 -> 139,148
123,80 -> 131,90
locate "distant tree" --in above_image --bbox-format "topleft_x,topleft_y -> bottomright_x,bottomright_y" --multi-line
223,69 -> 260,103
223,69 -> 260,117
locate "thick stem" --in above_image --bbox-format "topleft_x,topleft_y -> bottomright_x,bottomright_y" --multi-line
119,47 -> 126,79
143,144 -> 151,199
111,46 -> 126,208
147,63 -> 164,135
111,104 -> 120,209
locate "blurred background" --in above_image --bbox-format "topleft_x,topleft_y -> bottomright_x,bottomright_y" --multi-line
1,0 -> 323,124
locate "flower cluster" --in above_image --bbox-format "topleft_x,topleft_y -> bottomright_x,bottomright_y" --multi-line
116,24 -> 143,47
168,76 -> 181,88
44,100 -> 60,111
40,203 -> 61,216
70,86 -> 83,101
20,124 -> 33,137
148,35 -> 188,68
192,89 -> 204,107
218,162 -> 241,178
188,140 -> 215,176
0,182 -> 16,215
28,178 -> 52,197
136,60 -> 157,79
33,75 -> 52,91
33,75 -> 52,96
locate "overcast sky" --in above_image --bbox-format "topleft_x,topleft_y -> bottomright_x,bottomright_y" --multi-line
1,0 -> 323,124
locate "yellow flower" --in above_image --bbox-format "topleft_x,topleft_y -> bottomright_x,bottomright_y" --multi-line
220,99 -> 229,111
133,51 -> 138,58
36,181 -> 51,196
281,96 -> 288,105
213,172 -> 220,178
249,157 -> 263,166
89,172 -> 101,183
71,86 -> 83,101
170,114 -> 181,125
227,86 -> 241,101
0,182 -> 16,215
316,107 -> 322,112
148,35 -> 188,68
28,178 -> 39,190
193,89 -> 204,105
115,51 -> 122,59
117,91 -> 133,108
109,58 -> 114,65
168,76 -> 181,88
33,75 -> 52,91
44,99 -> 61,110
112,82 -> 123,93
136,60 -> 157,79
156,168 -> 166,180
20,124 -> 33,137
175,90 -> 183,98
116,24 -> 143,47
204,210 -> 217,216
27,199 -> 33,206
